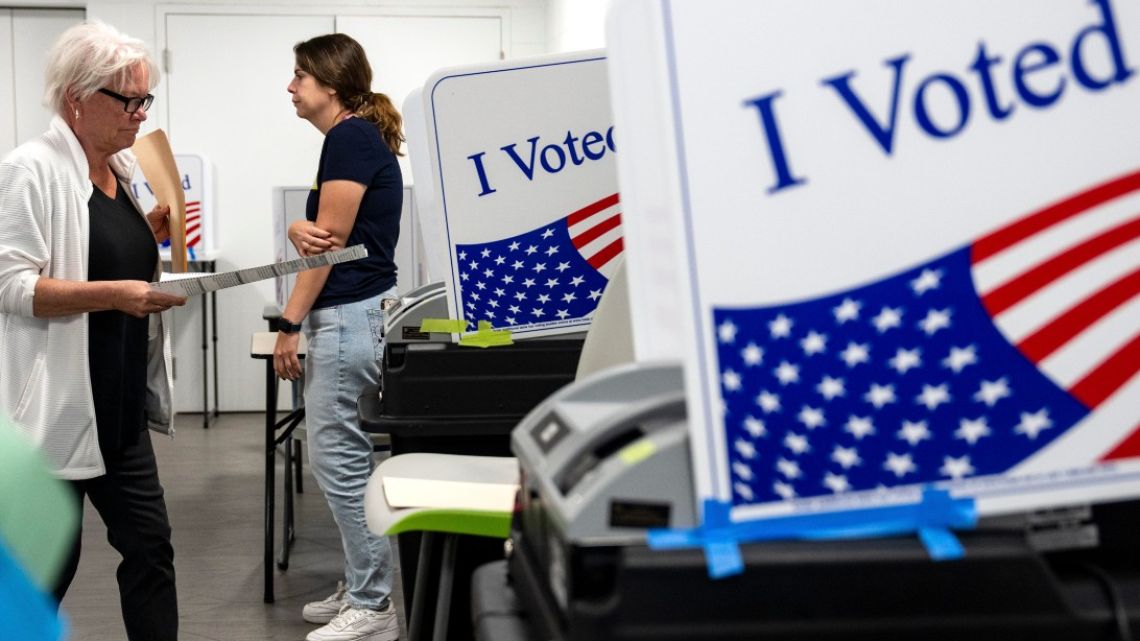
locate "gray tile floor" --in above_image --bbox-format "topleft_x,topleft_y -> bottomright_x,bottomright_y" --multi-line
59,412 -> 404,641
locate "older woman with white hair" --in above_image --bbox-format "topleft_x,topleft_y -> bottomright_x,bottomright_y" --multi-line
0,20 -> 185,640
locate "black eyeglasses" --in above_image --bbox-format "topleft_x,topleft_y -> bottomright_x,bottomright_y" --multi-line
97,88 -> 155,114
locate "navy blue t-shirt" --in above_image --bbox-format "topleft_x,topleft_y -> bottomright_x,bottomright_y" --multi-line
307,117 -> 402,309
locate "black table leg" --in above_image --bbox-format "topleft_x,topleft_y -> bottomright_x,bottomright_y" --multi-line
264,362 -> 277,603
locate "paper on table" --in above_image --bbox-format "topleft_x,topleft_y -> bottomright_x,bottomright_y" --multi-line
382,476 -> 518,512
151,244 -> 368,297
132,130 -> 188,272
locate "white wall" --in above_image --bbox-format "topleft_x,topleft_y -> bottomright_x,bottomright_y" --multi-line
546,0 -> 608,52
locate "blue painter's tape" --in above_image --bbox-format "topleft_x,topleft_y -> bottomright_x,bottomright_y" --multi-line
188,246 -> 197,261
647,488 -> 976,578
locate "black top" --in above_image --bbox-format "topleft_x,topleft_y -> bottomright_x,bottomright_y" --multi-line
87,181 -> 158,460
307,116 -> 402,309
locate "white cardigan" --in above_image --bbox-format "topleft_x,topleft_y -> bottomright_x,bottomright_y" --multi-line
0,117 -> 174,480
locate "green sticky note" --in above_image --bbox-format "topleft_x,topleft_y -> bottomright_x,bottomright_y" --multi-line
458,321 -> 514,348
420,318 -> 468,334
619,439 -> 657,465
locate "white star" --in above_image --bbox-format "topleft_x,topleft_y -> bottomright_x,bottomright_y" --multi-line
488,300 -> 500,309
505,317 -> 516,325
897,420 -> 932,446
722,369 -> 742,392
485,310 -> 496,319
494,255 -> 506,265
816,376 -> 846,401
910,269 -> 942,295
458,250 -> 468,260
743,416 -> 766,438
756,391 -> 781,414
476,281 -> 487,290
955,417 -> 991,445
537,294 -> 551,304
531,308 -> 545,317
831,446 -> 861,469
940,456 -> 974,480
570,275 -> 585,287
514,292 -> 527,301
845,415 -> 876,439
545,246 -> 558,256
483,268 -> 494,278
741,343 -> 764,366
1015,408 -> 1053,439
461,272 -> 470,282
864,383 -> 897,409
797,406 -> 826,430
888,348 -> 922,374
556,261 -> 571,272
480,248 -> 491,258
916,384 -> 951,411
471,293 -> 481,301
718,320 -> 738,344
508,305 -> 521,314
943,345 -> 978,373
735,438 -> 757,459
800,331 -> 827,356
774,361 -> 800,385
769,314 -> 793,339
776,458 -> 802,479
523,278 -> 536,288
823,472 -> 851,493
919,308 -> 952,335
883,452 -> 917,478
508,241 -> 520,251
784,432 -> 810,455
468,260 -> 479,270
512,260 -> 525,270
734,482 -> 754,501
525,245 -> 538,255
833,298 -> 861,323
533,263 -> 547,273
840,342 -> 870,367
494,287 -> 506,297
732,462 -> 754,481
556,309 -> 570,319
502,275 -> 514,285
562,292 -> 577,303
974,378 -> 1011,407
588,289 -> 602,301
872,307 -> 903,333
773,481 -> 797,500
545,278 -> 559,288
541,228 -> 554,239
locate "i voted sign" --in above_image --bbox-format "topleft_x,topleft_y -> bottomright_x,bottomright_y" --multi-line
608,0 -> 1140,522
414,52 -> 623,339
130,154 -> 213,256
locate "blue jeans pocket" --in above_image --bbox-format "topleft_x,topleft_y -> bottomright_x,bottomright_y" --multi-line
366,308 -> 384,362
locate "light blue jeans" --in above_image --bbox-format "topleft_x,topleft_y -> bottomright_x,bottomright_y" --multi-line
303,289 -> 395,610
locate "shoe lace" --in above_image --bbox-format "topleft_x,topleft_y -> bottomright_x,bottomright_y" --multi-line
331,606 -> 373,627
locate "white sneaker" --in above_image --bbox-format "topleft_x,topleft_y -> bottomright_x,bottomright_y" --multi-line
302,582 -> 348,624
305,602 -> 399,641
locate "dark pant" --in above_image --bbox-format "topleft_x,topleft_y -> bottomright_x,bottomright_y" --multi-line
53,429 -> 178,641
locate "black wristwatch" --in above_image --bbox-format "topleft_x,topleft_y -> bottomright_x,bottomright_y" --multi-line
276,317 -> 303,334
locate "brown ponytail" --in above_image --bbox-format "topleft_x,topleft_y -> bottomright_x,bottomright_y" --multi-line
294,33 -> 405,156
348,91 -> 405,156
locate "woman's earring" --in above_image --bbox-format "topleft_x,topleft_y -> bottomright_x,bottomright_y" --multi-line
74,109 -> 79,120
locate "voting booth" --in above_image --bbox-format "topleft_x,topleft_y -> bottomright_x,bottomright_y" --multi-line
359,50 -> 626,640
483,1 -> 1140,639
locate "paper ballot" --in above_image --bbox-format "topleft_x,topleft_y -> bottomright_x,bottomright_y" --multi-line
132,130 -> 189,272
151,245 -> 367,297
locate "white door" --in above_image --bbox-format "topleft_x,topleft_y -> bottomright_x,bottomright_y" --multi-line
164,13 -> 334,412
0,8 -> 84,157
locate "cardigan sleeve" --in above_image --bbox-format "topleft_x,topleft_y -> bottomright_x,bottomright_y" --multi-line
0,162 -> 49,317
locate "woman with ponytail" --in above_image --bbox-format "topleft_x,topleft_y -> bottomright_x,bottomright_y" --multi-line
276,33 -> 402,641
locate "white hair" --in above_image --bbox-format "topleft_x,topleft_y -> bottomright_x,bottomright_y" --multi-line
43,20 -> 159,116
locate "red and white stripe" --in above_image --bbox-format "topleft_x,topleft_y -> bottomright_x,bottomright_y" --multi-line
566,192 -> 623,278
971,170 -> 1140,465
185,200 -> 202,248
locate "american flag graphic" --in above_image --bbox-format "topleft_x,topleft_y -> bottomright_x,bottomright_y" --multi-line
454,193 -> 622,331
715,170 -> 1140,507
159,200 -> 202,250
